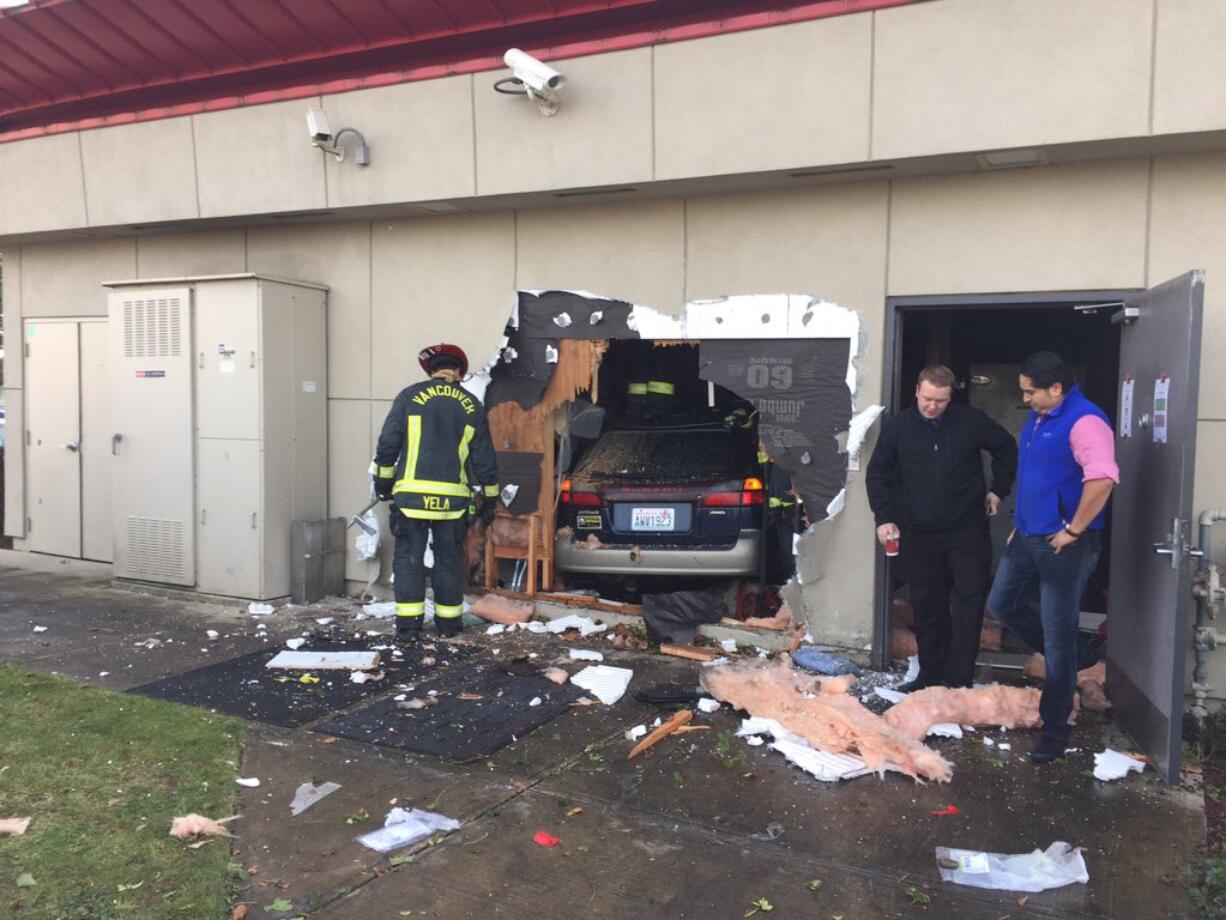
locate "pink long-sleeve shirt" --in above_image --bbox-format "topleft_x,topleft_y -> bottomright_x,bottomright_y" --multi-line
1069,415 -> 1120,483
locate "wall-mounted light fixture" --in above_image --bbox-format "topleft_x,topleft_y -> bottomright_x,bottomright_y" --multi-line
494,48 -> 567,117
306,109 -> 370,165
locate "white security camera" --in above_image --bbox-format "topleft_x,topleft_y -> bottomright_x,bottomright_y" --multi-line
306,109 -> 332,144
306,108 -> 370,166
498,48 -> 566,116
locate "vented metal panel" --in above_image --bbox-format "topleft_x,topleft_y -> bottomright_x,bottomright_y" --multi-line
122,297 -> 182,359
123,516 -> 188,581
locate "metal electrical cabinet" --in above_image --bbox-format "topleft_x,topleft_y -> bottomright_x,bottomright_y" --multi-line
105,274 -> 328,599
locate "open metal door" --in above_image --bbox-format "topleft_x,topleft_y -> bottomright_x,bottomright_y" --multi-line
1108,270 -> 1204,783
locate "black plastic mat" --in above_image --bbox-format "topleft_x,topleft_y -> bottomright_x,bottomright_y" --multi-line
314,660 -> 585,760
127,640 -> 476,728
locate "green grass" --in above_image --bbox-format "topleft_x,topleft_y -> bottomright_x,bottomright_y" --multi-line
0,667 -> 246,919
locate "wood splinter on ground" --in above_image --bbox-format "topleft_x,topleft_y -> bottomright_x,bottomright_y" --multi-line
628,709 -> 693,759
660,644 -> 720,662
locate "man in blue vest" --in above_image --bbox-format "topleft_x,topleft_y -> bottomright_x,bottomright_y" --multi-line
988,351 -> 1118,764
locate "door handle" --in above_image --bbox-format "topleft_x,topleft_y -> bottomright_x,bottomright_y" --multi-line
1153,517 -> 1188,571
62,440 -> 80,452
111,433 -> 123,455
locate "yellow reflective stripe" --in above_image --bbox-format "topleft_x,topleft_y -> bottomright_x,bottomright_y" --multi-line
399,507 -> 467,521
377,465 -> 396,479
626,382 -> 648,395
393,479 -> 471,497
396,602 -> 425,617
769,497 -> 795,508
482,484 -> 500,498
757,451 -> 769,464
457,425 -> 475,486
647,380 -> 675,395
403,416 -> 422,485
434,604 -> 463,619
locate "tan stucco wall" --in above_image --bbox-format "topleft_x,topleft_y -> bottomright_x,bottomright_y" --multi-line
3,0 -> 1226,238
7,151 -> 1226,657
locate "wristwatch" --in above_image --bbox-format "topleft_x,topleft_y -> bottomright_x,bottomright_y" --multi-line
1063,526 -> 1082,539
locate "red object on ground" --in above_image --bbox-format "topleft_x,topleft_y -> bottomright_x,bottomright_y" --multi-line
533,830 -> 560,848
930,805 -> 960,816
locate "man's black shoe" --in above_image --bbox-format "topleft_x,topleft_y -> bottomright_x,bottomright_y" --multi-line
1030,736 -> 1067,764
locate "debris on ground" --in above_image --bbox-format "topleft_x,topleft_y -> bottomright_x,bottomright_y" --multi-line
935,841 -> 1089,892
0,817 -> 31,836
737,717 -> 898,781
571,665 -> 634,705
697,697 -> 722,713
235,777 -> 260,788
642,587 -> 728,645
1024,654 -> 1111,712
930,805 -> 960,816
790,647 -> 861,677
265,650 -> 381,671
547,613 -> 608,636
882,685 -> 1043,740
1093,749 -> 1147,782
290,781 -> 342,816
660,643 -> 721,663
169,813 -> 239,839
703,659 -> 952,782
569,649 -> 604,662
533,830 -> 560,848
628,709 -> 693,759
350,670 -> 385,684
626,724 -> 648,741
247,602 -> 275,616
285,638 -> 307,650
470,594 -> 535,624
357,807 -> 461,853
543,667 -> 569,685
32,625 -> 48,633
634,682 -> 704,706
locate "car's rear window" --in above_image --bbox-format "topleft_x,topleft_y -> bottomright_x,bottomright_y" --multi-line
576,429 -> 746,483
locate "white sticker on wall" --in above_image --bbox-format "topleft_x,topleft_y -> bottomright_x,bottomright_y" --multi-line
1153,375 -> 1170,445
219,360 -> 236,375
302,380 -> 317,393
1119,376 -> 1134,439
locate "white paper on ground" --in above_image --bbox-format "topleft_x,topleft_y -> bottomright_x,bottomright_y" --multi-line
266,650 -> 381,671
1093,749 -> 1146,782
486,624 -> 506,636
697,697 -> 722,714
720,638 -> 738,653
935,842 -> 1089,892
927,723 -> 963,739
316,618 -> 334,626
357,807 -> 460,853
625,724 -> 647,741
32,625 -> 47,633
569,649 -> 604,662
236,777 -> 260,788
248,602 -> 275,615
290,781 -> 341,816
901,655 -> 920,684
361,601 -> 396,618
735,717 -> 904,782
516,621 -> 549,633
285,638 -> 307,650
571,665 -> 634,705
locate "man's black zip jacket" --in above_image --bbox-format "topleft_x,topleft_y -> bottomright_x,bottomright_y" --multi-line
865,402 -> 1017,533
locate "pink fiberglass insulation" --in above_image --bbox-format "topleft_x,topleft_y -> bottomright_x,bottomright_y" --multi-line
882,685 -> 1043,741
700,659 -> 952,783
1022,654 -> 1110,712
470,594 -> 534,624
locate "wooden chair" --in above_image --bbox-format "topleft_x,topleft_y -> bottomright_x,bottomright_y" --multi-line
484,511 -> 553,597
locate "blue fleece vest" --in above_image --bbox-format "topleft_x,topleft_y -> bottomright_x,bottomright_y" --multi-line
1014,385 -> 1111,536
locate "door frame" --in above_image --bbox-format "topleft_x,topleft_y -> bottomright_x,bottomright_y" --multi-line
872,288 -> 1140,670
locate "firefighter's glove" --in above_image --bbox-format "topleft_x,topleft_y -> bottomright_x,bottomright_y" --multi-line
479,500 -> 498,527
374,477 -> 394,502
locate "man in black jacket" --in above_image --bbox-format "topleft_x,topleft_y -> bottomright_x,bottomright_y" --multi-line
866,365 -> 1017,690
372,344 -> 500,641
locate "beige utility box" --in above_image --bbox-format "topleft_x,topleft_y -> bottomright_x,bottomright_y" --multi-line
104,274 -> 327,599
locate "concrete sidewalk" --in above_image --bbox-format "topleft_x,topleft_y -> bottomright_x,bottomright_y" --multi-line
0,561 -> 1203,919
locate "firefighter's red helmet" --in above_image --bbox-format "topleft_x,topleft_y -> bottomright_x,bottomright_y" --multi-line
417,343 -> 469,378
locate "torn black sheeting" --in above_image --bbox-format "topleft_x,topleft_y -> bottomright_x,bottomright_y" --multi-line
642,587 -> 729,645
699,338 -> 851,520
494,451 -> 543,516
485,291 -> 638,410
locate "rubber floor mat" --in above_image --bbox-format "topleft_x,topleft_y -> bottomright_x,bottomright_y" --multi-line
314,660 -> 586,760
127,640 -> 476,727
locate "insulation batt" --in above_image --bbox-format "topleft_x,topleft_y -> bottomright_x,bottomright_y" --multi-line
1024,655 -> 1110,712
169,814 -> 238,839
701,659 -> 952,783
882,685 -> 1044,741
470,594 -> 535,624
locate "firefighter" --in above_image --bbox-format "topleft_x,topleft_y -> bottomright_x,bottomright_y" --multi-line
372,344 -> 499,641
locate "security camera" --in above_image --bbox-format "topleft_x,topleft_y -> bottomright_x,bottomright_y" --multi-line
306,109 -> 332,144
306,108 -> 370,166
497,49 -> 566,116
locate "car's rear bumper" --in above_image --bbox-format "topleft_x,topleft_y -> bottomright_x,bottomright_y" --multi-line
555,530 -> 761,576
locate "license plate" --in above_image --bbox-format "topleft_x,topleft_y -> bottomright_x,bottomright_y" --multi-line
576,513 -> 602,530
631,507 -> 675,531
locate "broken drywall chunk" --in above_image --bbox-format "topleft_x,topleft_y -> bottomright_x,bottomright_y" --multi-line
290,781 -> 341,816
248,602 -> 275,616
882,685 -> 1043,741
569,649 -> 604,662
571,665 -> 634,705
547,613 -> 606,636
266,651 -> 381,671
844,405 -> 885,462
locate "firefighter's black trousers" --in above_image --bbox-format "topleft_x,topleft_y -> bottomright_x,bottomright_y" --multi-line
391,513 -> 466,625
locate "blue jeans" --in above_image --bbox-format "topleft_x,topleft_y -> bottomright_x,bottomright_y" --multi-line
987,531 -> 1102,743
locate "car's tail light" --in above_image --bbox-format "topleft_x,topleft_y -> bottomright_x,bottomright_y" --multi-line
702,478 -> 765,507
560,478 -> 601,507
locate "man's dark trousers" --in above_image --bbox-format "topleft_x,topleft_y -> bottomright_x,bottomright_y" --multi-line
898,522 -> 992,688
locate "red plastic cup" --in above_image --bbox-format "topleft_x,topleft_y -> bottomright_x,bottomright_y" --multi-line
884,534 -> 900,557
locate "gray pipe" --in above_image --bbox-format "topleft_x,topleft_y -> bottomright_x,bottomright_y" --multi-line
1193,510 -> 1226,690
